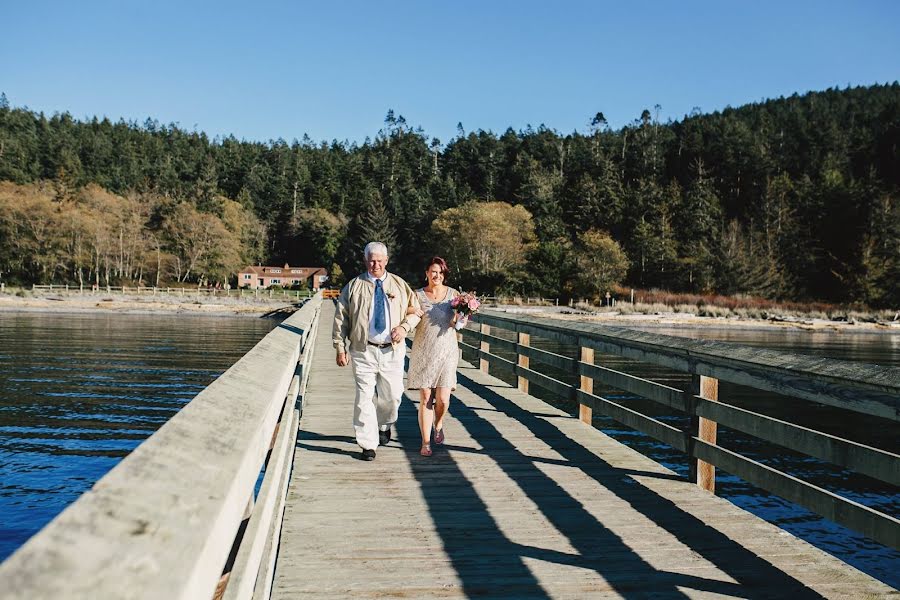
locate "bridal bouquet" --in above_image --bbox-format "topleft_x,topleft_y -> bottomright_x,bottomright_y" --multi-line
450,292 -> 481,330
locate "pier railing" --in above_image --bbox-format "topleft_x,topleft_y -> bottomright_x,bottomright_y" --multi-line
461,311 -> 900,550
0,294 -> 324,600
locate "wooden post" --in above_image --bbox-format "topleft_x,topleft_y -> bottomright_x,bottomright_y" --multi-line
689,374 -> 719,493
517,332 -> 530,393
579,347 -> 594,425
479,323 -> 490,374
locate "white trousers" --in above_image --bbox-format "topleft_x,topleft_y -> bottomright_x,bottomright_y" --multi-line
350,344 -> 406,450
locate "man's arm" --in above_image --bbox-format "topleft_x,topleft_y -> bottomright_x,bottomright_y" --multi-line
333,283 -> 351,366
395,280 -> 421,335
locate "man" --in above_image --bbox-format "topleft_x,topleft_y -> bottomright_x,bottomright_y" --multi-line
333,242 -> 420,461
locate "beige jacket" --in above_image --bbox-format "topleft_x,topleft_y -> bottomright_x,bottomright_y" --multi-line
332,272 -> 421,352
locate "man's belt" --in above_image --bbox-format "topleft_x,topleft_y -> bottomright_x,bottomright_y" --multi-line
367,341 -> 393,348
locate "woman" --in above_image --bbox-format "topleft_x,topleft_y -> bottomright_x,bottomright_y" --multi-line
407,256 -> 464,457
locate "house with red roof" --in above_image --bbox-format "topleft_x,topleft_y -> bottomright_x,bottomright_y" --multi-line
237,264 -> 328,290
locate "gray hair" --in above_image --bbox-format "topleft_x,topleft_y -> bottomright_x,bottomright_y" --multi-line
363,241 -> 389,261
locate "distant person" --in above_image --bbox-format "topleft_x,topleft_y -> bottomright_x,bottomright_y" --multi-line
332,242 -> 420,461
406,256 -> 465,457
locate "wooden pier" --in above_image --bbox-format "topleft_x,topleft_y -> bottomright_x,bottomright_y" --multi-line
0,295 -> 896,599
271,302 -> 894,598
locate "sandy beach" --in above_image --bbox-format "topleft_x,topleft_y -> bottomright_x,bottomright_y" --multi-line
0,291 -> 296,317
490,306 -> 900,334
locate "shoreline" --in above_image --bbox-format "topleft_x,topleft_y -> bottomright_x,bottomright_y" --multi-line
0,293 -> 294,318
492,306 -> 900,335
2,294 -> 898,334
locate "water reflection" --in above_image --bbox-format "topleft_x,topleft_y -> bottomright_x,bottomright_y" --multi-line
0,312 -> 276,560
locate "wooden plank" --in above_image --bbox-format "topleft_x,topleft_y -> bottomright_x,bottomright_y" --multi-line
514,364 -> 572,399
692,439 -> 900,550
577,389 -> 688,452
579,347 -> 594,425
695,376 -> 719,493
479,323 -> 490,374
519,344 -> 575,372
694,397 -> 900,487
478,331 -> 517,353
474,313 -> 579,346
476,349 -> 516,371
295,306 -> 321,414
517,332 -> 530,393
286,374 -> 300,415
580,361 -> 686,411
251,409 -> 300,600
222,403 -> 297,600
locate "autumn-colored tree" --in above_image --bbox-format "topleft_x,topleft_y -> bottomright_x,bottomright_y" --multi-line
162,202 -> 241,283
220,196 -> 267,267
574,229 -> 629,301
0,182 -> 66,280
431,200 -> 536,291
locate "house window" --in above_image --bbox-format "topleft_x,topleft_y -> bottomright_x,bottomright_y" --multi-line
291,279 -> 300,283
272,269 -> 282,273
243,274 -> 251,280
291,270 -> 301,274
271,279 -> 281,284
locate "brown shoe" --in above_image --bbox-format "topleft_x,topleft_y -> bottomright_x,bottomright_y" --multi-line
420,444 -> 432,457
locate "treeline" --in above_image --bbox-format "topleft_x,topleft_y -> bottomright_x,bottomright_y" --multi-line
0,84 -> 897,305
0,182 -> 264,288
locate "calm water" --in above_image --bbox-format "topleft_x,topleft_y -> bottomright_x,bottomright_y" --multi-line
0,312 -> 276,561
464,322 -> 900,587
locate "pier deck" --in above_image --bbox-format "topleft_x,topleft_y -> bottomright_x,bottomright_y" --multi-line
271,303 -> 893,599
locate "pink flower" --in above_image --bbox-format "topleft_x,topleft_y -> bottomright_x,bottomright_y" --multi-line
468,298 -> 480,310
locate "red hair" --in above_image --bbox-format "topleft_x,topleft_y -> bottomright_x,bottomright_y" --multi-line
425,256 -> 450,282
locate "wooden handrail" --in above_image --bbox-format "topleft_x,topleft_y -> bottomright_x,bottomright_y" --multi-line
221,302 -> 322,600
472,311 -> 899,421
0,294 -> 324,600
461,310 -> 900,550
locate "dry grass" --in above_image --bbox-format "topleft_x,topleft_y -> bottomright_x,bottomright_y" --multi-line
581,288 -> 899,323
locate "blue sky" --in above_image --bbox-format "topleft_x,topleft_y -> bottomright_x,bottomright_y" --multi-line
2,1 -> 898,145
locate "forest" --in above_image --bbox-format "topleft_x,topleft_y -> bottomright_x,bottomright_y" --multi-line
0,83 -> 897,306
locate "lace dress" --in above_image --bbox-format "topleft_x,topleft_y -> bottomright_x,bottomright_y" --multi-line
407,287 -> 459,390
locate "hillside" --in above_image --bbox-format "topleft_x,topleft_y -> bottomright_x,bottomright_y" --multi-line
0,84 -> 897,305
